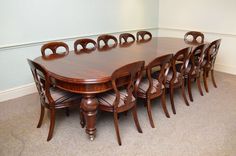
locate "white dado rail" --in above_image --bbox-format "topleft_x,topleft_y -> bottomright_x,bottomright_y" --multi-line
0,27 -> 158,51
158,27 -> 236,38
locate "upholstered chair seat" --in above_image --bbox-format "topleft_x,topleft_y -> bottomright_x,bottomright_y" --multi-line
138,78 -> 164,94
98,89 -> 135,107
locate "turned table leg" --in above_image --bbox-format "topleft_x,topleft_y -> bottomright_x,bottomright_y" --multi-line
80,94 -> 98,141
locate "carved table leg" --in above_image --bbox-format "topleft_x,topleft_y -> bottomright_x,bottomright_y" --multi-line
80,94 -> 98,141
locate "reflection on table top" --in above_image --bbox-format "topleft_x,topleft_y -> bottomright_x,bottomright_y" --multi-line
34,37 -> 199,83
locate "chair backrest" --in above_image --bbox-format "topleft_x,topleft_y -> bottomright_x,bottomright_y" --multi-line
136,31 -> 152,42
119,33 -> 135,45
170,47 -> 192,82
184,31 -> 204,44
146,54 -> 173,94
41,42 -> 69,58
97,34 -> 118,49
188,44 -> 208,74
205,39 -> 221,68
111,61 -> 145,109
74,38 -> 97,53
27,59 -> 54,105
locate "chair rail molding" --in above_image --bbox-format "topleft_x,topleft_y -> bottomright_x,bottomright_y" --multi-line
0,27 -> 158,51
158,27 -> 236,37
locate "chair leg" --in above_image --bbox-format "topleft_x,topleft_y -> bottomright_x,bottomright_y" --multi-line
206,70 -> 209,78
65,108 -> 70,117
187,77 -> 193,102
196,77 -> 204,96
47,109 -> 55,141
169,87 -> 176,114
37,105 -> 45,128
203,70 -> 209,93
161,92 -> 170,118
80,107 -> 85,128
211,70 -> 217,88
131,105 -> 142,133
113,112 -> 122,145
181,81 -> 189,106
146,99 -> 155,128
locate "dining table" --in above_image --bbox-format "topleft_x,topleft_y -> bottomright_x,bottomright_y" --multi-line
34,37 -> 201,140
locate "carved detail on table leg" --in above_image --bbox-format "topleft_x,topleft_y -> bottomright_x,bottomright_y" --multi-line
80,94 -> 98,141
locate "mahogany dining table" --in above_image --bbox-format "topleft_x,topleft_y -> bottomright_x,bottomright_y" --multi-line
34,37 -> 200,140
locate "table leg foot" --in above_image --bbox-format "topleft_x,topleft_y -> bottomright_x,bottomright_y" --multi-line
81,94 -> 98,141
89,135 -> 95,141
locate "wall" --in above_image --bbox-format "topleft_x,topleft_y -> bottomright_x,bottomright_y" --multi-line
158,0 -> 236,75
0,0 -> 158,101
0,0 -> 158,47
3,0 -> 236,102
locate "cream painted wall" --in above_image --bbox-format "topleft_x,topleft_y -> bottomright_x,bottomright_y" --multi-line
0,0 -> 158,94
158,0 -> 236,75
0,0 -> 158,47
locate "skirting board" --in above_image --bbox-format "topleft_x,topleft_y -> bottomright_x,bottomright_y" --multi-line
0,64 -> 235,102
214,64 -> 236,75
0,83 -> 36,102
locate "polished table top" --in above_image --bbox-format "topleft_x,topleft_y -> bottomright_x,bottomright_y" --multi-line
34,37 -> 198,84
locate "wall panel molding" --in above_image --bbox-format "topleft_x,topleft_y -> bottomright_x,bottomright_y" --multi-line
0,27 -> 158,51
158,27 -> 236,38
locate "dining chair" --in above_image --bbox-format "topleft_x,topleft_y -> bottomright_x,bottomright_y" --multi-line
137,54 -> 173,128
136,31 -> 152,42
74,38 -> 96,53
41,42 -> 69,58
202,39 -> 221,92
184,31 -> 204,44
97,34 -> 118,50
165,47 -> 191,114
98,61 -> 144,145
27,59 -> 81,141
185,44 -> 208,101
119,33 -> 135,45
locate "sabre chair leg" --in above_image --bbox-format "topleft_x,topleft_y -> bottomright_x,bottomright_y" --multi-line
80,107 -> 86,128
203,70 -> 209,93
65,108 -> 70,117
196,77 -> 204,96
146,99 -> 155,128
181,81 -> 189,106
169,87 -> 176,114
131,105 -> 142,133
37,105 -> 45,128
47,109 -> 55,141
161,92 -> 170,118
113,112 -> 122,146
211,70 -> 217,88
187,77 -> 193,102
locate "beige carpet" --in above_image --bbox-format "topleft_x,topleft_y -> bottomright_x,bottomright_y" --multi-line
0,71 -> 236,156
